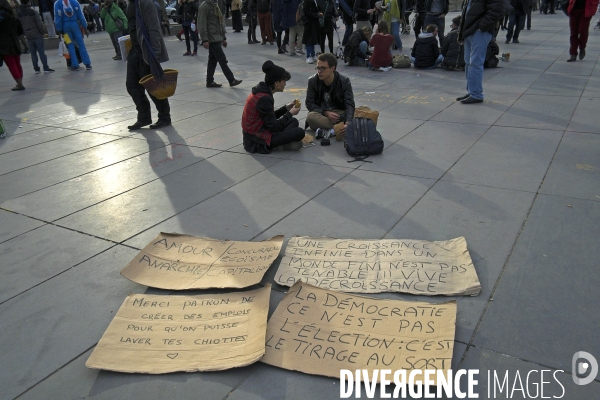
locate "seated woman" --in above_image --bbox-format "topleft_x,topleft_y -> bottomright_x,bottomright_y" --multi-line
410,24 -> 444,69
369,20 -> 394,70
242,60 -> 305,153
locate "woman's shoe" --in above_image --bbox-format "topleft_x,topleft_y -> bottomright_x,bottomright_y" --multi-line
11,85 -> 25,91
567,54 -> 577,62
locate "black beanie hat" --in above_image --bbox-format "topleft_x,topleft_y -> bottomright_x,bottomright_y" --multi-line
263,60 -> 287,85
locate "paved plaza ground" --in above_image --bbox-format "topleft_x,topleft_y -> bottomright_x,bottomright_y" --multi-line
1,11 -> 599,400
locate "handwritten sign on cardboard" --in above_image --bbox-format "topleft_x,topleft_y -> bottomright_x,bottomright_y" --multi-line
262,282 -> 456,380
275,236 -> 480,296
86,284 -> 271,373
121,233 -> 283,290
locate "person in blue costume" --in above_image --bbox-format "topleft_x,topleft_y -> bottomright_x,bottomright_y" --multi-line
54,0 -> 92,70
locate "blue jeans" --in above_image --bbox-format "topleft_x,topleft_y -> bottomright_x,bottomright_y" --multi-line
305,44 -> 315,58
354,41 -> 368,65
27,37 -> 48,70
342,22 -> 353,45
464,29 -> 492,100
390,20 -> 403,50
409,54 -> 444,68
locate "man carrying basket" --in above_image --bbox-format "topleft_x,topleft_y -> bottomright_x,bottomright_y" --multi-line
126,0 -> 172,130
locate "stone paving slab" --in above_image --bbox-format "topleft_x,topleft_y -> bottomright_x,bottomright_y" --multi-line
473,194 -> 600,371
0,11 -> 599,400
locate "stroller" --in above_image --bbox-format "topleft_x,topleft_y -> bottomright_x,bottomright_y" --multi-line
333,21 -> 344,60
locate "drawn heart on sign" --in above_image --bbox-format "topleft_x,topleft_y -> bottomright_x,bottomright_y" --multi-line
167,353 -> 178,359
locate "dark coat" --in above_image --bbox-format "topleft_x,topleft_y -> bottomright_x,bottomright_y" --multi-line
411,33 -> 439,68
257,0 -> 271,12
272,0 -> 283,30
441,28 -> 464,68
353,0 -> 371,20
18,5 -> 45,40
339,0 -> 354,24
178,0 -> 198,23
306,71 -> 355,120
317,0 -> 337,32
0,10 -> 23,56
425,0 -> 449,14
302,0 -> 321,45
344,29 -> 368,64
280,0 -> 299,28
458,0 -> 503,41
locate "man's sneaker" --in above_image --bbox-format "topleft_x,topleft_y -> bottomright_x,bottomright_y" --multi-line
85,64 -> 92,70
315,128 -> 334,139
306,57 -> 314,64
34,68 -> 41,74
296,49 -> 305,55
43,68 -> 55,73
71,66 -> 80,71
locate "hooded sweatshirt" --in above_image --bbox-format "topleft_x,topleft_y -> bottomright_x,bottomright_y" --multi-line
411,32 -> 439,68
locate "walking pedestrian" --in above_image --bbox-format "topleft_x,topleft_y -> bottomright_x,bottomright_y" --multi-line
198,0 -> 243,87
566,0 -> 599,61
178,0 -> 199,55
125,0 -> 171,130
0,0 -> 26,90
17,0 -> 54,73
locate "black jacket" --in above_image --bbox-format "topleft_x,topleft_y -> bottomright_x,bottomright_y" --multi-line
306,71 -> 355,121
256,0 -> 271,12
178,1 -> 198,23
441,28 -> 464,68
353,0 -> 371,21
425,0 -> 449,14
344,29 -> 368,64
0,10 -> 23,56
411,33 -> 439,68
458,0 -> 503,40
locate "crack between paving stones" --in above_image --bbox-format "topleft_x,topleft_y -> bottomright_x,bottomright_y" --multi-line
220,363 -> 261,400
14,344 -> 98,400
459,130 -> 568,369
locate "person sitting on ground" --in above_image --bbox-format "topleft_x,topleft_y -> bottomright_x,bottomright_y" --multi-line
306,53 -> 355,140
242,60 -> 305,153
368,20 -> 393,69
410,24 -> 443,69
343,25 -> 372,66
441,15 -> 464,70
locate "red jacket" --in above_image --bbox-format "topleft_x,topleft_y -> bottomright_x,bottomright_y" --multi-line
568,0 -> 599,17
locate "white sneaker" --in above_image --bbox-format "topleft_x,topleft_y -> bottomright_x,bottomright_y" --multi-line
306,57 -> 314,64
296,49 -> 305,55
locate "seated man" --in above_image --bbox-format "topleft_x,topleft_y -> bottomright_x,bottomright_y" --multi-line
306,53 -> 355,140
441,16 -> 465,70
410,24 -> 444,69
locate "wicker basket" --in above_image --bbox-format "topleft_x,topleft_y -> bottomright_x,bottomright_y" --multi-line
139,69 -> 179,100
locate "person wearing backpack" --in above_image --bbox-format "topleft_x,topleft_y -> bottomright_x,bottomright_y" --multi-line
242,60 -> 304,153
456,0 -> 503,104
100,0 -> 128,60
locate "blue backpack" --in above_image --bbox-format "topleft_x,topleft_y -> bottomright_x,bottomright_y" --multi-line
344,117 -> 384,162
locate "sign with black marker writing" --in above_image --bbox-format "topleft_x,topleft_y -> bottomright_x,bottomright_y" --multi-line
121,233 -> 283,290
86,285 -> 271,373
262,282 -> 456,380
275,236 -> 481,296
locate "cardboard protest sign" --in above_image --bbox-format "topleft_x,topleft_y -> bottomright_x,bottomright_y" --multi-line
121,233 -> 283,290
275,236 -> 480,296
86,284 -> 271,373
262,282 -> 456,380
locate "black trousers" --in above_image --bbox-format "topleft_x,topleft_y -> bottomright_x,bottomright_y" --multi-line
183,25 -> 199,52
269,118 -> 305,148
206,42 -> 235,84
320,29 -> 334,53
126,50 -> 171,123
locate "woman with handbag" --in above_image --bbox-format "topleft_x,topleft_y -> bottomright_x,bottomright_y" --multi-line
0,0 -> 26,90
100,0 -> 128,59
317,0 -> 336,54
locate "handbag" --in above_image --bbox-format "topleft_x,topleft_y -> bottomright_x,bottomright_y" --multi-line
317,0 -> 328,27
108,8 -> 127,35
